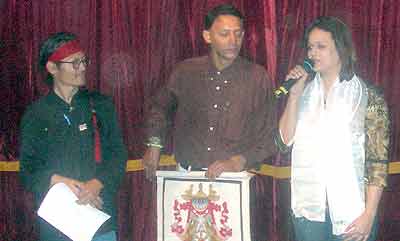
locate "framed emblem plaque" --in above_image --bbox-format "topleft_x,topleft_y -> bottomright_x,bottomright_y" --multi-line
157,171 -> 254,241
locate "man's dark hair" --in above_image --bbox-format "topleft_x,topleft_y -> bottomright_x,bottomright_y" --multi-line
204,4 -> 243,30
38,32 -> 77,85
302,16 -> 356,82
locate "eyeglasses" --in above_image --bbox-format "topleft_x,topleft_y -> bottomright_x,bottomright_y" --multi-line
56,57 -> 90,70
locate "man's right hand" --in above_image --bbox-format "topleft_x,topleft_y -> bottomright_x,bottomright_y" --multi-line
50,175 -> 104,209
143,147 -> 161,180
50,174 -> 84,197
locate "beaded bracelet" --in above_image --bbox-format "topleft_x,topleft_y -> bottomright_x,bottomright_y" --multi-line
145,136 -> 163,149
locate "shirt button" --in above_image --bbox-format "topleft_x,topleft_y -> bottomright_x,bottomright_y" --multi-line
209,126 -> 214,131
207,147 -> 211,151
216,86 -> 221,91
213,104 -> 218,109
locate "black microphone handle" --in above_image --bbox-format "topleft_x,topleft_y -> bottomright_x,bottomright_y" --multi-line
274,78 -> 297,98
274,59 -> 314,98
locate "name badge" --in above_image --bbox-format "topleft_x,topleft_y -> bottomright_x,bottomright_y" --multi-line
79,123 -> 87,131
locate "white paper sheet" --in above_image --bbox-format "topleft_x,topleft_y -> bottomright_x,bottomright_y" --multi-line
37,183 -> 110,241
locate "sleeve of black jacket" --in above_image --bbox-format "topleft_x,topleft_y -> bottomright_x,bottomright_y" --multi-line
92,93 -> 128,198
19,105 -> 57,195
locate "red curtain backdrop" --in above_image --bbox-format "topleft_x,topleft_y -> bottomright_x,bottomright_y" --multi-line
1,0 -> 399,241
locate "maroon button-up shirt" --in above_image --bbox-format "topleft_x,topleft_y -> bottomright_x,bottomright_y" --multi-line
145,55 -> 277,169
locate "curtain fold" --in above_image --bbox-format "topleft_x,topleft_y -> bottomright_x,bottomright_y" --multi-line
1,0 -> 399,240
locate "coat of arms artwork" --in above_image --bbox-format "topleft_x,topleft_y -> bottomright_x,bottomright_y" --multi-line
157,171 -> 254,241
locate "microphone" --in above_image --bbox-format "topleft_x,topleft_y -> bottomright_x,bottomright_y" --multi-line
274,59 -> 314,98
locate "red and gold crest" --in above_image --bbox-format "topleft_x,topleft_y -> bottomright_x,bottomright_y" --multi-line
170,183 -> 232,241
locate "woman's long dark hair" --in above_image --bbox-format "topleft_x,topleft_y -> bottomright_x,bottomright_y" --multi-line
303,16 -> 356,82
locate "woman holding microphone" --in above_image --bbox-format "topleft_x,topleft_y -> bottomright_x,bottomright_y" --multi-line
277,16 -> 390,241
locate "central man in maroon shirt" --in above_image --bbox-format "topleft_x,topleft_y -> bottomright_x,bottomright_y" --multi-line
143,4 -> 277,179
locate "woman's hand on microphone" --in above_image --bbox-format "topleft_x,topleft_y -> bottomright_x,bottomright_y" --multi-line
285,65 -> 309,98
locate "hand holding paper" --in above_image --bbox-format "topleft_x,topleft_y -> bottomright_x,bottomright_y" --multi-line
38,183 -> 110,241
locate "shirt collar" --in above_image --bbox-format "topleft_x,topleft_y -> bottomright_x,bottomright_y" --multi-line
48,88 -> 87,109
206,54 -> 242,74
315,72 -> 341,90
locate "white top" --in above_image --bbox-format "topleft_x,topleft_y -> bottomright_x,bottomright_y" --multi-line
291,73 -> 368,234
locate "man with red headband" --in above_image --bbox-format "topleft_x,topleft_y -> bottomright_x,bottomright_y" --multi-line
19,32 -> 127,241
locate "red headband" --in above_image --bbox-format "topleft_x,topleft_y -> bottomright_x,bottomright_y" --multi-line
48,40 -> 83,62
